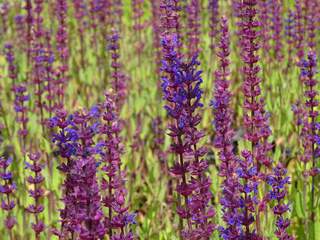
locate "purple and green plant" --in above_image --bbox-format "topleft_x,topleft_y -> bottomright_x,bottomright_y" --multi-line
0,156 -> 16,240
212,16 -> 241,240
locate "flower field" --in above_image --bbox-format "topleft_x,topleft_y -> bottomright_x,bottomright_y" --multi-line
0,0 -> 319,239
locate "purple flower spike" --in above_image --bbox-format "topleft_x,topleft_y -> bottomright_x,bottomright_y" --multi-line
284,10 -> 295,68
5,44 -> 29,153
161,16 -> 215,236
270,0 -> 283,61
56,0 -> 69,107
107,30 -> 128,110
306,0 -> 317,50
212,16 -> 241,239
258,0 -> 271,57
208,0 -> 219,53
300,51 -> 318,165
49,107 -> 106,239
100,91 -> 135,239
238,0 -> 273,237
266,164 -> 293,240
300,51 -> 319,230
238,0 -> 273,169
160,0 -> 182,55
0,156 -> 17,237
186,0 -> 201,58
26,152 -> 45,239
294,0 -> 305,64
24,0 -> 33,66
132,0 -> 146,57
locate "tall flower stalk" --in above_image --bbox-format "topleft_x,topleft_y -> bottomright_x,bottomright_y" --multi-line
32,0 -> 46,130
208,0 -> 219,55
107,31 -> 127,109
0,156 -> 16,240
5,44 -> 29,155
300,51 -> 319,240
294,0 -> 305,64
161,6 -> 215,233
26,152 -> 45,240
56,0 -> 69,107
132,0 -> 145,64
238,0 -> 272,237
100,91 -> 135,239
306,0 -> 316,50
72,0 -> 87,68
258,0 -> 271,59
266,164 -> 293,240
50,107 -> 106,239
160,0 -> 182,55
285,10 -> 295,70
270,0 -> 283,61
212,16 -> 241,239
186,0 -> 201,58
24,0 -> 33,67
48,109 -> 78,239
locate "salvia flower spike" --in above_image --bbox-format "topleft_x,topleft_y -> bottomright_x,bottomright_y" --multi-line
26,152 -> 45,240
161,21 -> 215,237
266,164 -> 293,240
0,156 -> 17,239
100,90 -> 135,239
212,16 -> 241,239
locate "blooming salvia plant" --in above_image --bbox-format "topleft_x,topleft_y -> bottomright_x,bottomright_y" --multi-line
49,107 -> 106,239
266,164 -> 293,240
0,156 -> 16,240
186,0 -> 201,58
294,0 -> 305,64
299,51 -> 319,240
284,10 -> 295,69
132,0 -> 145,62
100,91 -> 135,240
72,0 -> 87,68
107,30 -> 127,110
161,8 -> 215,234
26,152 -> 45,240
270,0 -> 283,62
24,0 -> 33,67
208,0 -> 219,54
237,0 -> 273,237
5,44 -> 29,154
212,16 -> 241,239
160,0 -> 182,55
55,0 -> 69,108
257,0 -> 271,59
